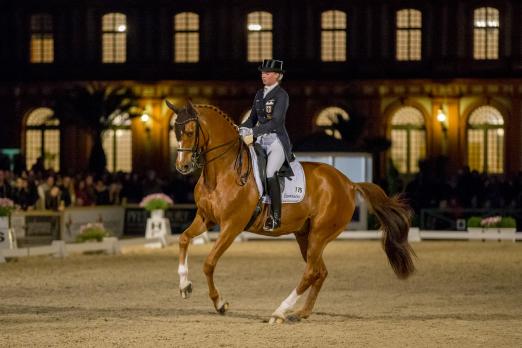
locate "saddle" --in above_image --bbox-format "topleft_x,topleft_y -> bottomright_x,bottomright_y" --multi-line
249,144 -> 306,204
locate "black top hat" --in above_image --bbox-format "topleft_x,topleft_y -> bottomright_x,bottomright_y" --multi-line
258,59 -> 285,73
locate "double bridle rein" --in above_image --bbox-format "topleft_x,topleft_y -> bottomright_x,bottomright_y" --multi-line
175,115 -> 251,186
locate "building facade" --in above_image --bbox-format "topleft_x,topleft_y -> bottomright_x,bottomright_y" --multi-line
1,0 -> 521,178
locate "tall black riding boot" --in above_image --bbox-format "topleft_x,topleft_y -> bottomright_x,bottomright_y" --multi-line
264,176 -> 281,231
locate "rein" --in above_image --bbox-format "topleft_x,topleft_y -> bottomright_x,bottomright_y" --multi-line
175,116 -> 251,186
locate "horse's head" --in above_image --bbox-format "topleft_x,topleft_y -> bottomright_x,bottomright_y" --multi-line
166,100 -> 202,175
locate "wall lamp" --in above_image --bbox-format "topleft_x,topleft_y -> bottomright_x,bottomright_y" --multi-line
140,113 -> 152,133
436,106 -> 448,132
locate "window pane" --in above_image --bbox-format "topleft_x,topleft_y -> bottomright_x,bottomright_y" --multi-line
487,129 -> 503,173
102,131 -> 115,172
473,7 -> 499,60
247,12 -> 272,62
44,129 -> 60,171
469,106 -> 504,125
30,14 -> 54,63
391,129 -> 407,173
116,130 -> 132,172
102,13 -> 127,63
26,130 -> 42,170
409,129 -> 426,173
396,9 -> 422,61
468,129 -> 484,172
391,106 -> 424,125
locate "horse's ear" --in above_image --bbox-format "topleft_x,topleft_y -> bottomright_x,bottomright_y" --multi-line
165,99 -> 180,113
187,99 -> 197,116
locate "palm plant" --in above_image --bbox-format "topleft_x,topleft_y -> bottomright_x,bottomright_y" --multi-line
54,83 -> 139,173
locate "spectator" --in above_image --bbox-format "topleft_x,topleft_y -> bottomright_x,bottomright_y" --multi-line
0,170 -> 13,198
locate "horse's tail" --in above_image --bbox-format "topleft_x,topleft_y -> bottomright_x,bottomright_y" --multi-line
354,182 -> 415,279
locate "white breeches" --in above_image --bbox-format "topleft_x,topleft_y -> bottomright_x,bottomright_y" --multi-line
257,133 -> 285,178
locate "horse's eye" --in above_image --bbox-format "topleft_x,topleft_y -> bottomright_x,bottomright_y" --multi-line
185,131 -> 194,137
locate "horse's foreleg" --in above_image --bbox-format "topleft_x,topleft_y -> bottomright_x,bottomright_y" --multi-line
178,213 -> 208,299
203,227 -> 242,314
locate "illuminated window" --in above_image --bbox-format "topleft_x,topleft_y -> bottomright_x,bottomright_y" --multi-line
390,107 -> 426,174
316,107 -> 350,140
30,14 -> 54,63
396,9 -> 422,61
102,113 -> 132,172
25,108 -> 60,171
321,10 -> 347,62
174,12 -> 199,63
102,13 -> 127,63
473,7 -> 499,60
247,12 -> 272,62
169,114 -> 179,171
467,106 -> 504,173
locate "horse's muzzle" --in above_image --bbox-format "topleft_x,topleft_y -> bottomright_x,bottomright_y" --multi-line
176,163 -> 194,175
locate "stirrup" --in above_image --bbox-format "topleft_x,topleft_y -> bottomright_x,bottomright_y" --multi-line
263,216 -> 280,231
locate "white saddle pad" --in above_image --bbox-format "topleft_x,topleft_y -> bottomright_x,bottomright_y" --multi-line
248,147 -> 306,204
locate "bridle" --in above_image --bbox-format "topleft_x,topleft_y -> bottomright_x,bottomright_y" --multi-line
175,113 -> 251,185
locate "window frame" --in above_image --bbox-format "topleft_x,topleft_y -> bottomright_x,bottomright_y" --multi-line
246,11 -> 273,63
101,12 -> 127,64
29,13 -> 54,64
395,8 -> 423,62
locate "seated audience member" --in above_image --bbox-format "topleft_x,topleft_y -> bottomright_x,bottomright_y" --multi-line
12,177 -> 37,210
95,179 -> 110,205
45,186 -> 63,211
0,170 -> 13,198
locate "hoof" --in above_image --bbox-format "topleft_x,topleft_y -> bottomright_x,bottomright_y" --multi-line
217,301 -> 229,315
179,281 -> 193,299
285,313 -> 302,322
268,316 -> 285,325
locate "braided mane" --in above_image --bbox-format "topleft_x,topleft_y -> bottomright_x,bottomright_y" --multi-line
195,104 -> 238,129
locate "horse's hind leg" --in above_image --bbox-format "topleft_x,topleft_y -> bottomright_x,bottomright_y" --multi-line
289,231 -> 328,321
287,258 -> 328,321
269,232 -> 329,324
178,212 -> 210,299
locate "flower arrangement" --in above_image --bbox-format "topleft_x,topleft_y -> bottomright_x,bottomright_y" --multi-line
467,216 -> 516,229
76,223 -> 110,243
139,193 -> 174,212
0,198 -> 15,217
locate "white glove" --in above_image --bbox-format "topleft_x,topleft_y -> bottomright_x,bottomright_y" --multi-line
239,127 -> 253,137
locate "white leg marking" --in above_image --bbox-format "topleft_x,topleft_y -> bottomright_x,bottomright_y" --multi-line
271,289 -> 301,320
178,255 -> 190,287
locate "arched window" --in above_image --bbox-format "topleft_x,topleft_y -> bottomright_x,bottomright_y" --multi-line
473,7 -> 499,60
169,114 -> 179,171
25,108 -> 60,171
467,106 -> 504,173
102,113 -> 132,172
321,10 -> 347,62
30,13 -> 54,63
102,12 -> 127,63
395,9 -> 422,61
390,107 -> 426,174
316,107 -> 350,140
174,12 -> 199,63
247,11 -> 272,62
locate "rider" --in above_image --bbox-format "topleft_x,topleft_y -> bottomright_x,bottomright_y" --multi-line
239,59 -> 294,231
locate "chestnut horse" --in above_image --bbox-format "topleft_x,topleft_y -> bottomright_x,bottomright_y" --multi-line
167,101 -> 415,324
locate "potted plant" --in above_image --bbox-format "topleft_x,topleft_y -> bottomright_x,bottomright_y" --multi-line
76,223 -> 110,243
467,216 -> 517,241
0,198 -> 15,228
140,193 -> 174,219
